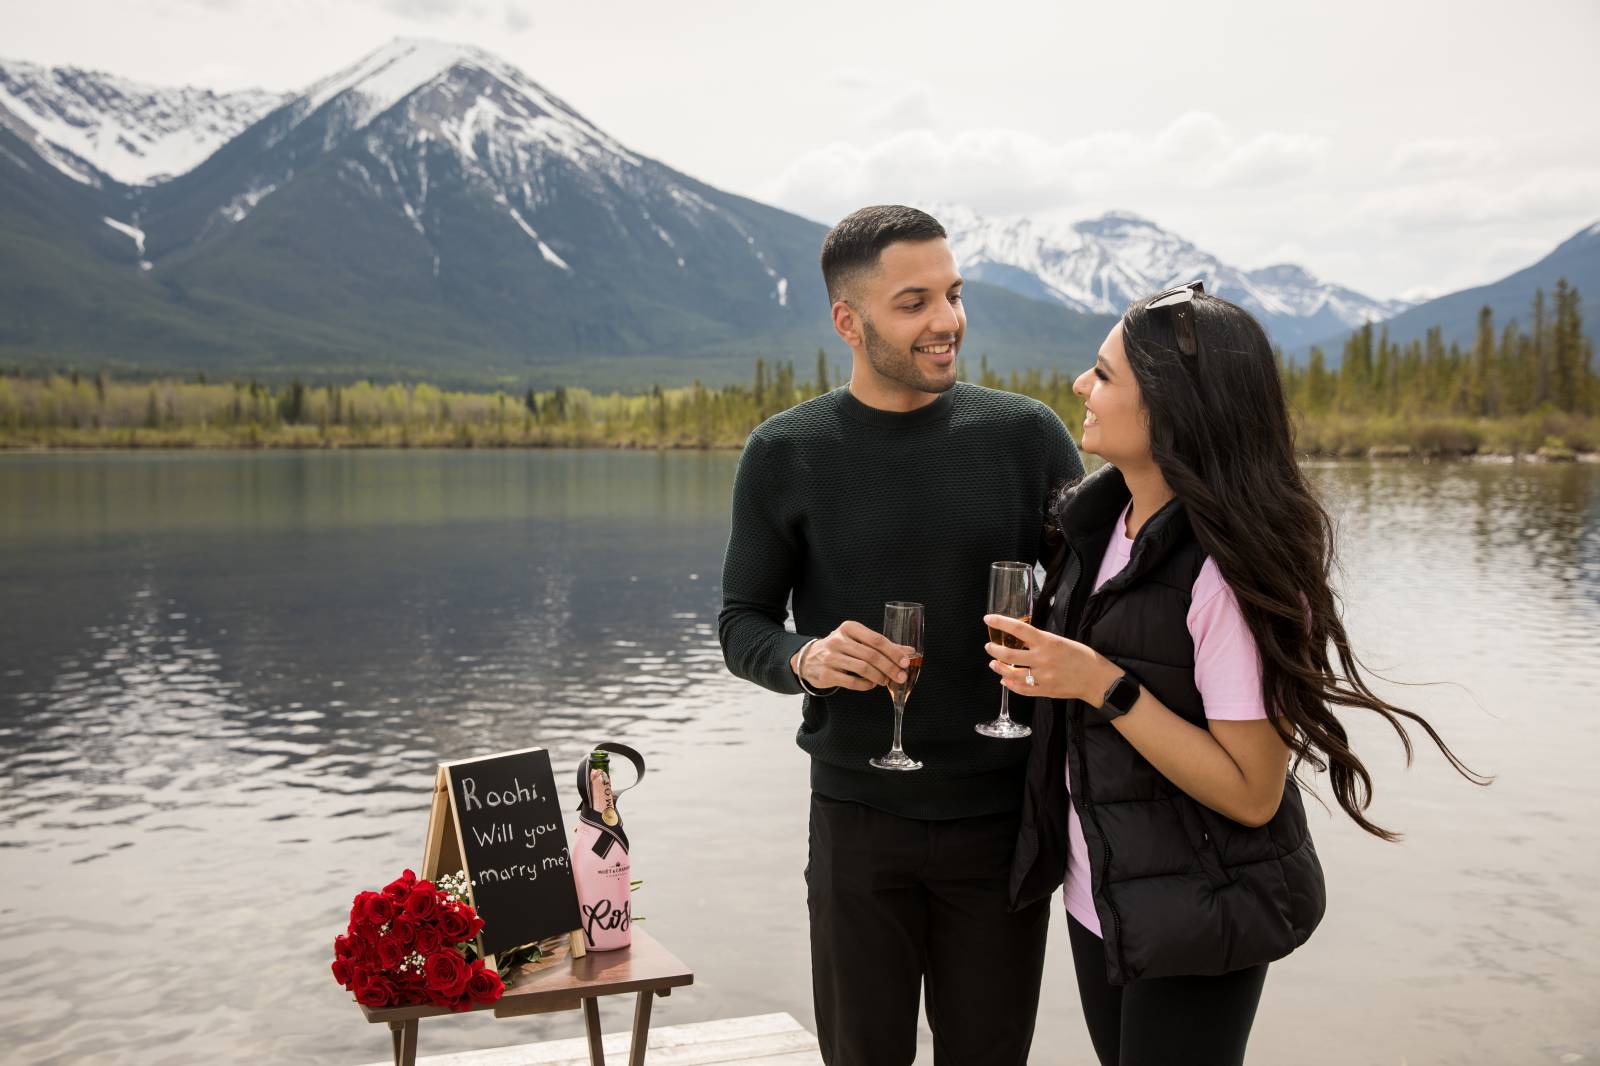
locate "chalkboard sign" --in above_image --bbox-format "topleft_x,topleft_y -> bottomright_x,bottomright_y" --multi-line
423,747 -> 583,959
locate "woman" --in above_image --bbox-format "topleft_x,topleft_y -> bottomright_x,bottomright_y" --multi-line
987,284 -> 1489,1066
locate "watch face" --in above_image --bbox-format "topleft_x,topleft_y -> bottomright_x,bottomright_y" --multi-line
1106,675 -> 1138,714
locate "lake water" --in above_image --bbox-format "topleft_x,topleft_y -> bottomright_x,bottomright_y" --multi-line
1,451 -> 1597,1066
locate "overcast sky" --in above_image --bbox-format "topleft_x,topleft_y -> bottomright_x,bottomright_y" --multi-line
7,0 -> 1599,300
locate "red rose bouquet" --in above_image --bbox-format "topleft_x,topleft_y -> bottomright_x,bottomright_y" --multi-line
331,869 -> 506,1012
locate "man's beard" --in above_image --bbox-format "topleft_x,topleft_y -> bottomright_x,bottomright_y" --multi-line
861,315 -> 959,394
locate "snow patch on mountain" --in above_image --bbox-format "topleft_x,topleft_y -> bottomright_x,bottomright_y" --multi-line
101,216 -> 154,270
220,183 -> 278,223
0,57 -> 286,184
508,207 -> 571,271
102,216 -> 144,253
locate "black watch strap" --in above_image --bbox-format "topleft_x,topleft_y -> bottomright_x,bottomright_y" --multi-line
1098,673 -> 1140,720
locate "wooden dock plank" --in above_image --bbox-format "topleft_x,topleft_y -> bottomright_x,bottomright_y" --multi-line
353,1012 -> 822,1066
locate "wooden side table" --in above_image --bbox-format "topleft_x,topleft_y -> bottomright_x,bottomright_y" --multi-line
358,929 -> 693,1066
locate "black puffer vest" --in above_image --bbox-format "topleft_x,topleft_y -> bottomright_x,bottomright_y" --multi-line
1009,464 -> 1326,984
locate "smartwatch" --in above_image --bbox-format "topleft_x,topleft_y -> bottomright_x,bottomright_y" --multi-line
1096,673 -> 1140,721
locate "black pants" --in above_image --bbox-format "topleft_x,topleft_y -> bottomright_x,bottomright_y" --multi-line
805,792 -> 1049,1066
1067,913 -> 1268,1066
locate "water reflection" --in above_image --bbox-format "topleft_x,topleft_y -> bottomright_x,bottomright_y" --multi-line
1,453 -> 1597,1065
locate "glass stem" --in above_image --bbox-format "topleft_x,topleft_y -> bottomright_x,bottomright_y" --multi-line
998,686 -> 1012,724
891,696 -> 907,754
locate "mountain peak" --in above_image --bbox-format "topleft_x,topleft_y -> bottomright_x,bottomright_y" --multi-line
0,56 -> 285,184
301,38 -> 499,119
1077,209 -> 1159,233
1247,263 -> 1318,286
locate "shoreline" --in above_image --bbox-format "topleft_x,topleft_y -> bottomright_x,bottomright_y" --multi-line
1,439 -> 1596,463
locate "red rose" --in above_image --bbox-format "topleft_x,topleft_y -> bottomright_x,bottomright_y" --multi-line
465,912 -> 484,939
415,924 -> 443,954
383,869 -> 418,903
350,891 -> 379,925
361,894 -> 395,927
465,960 -> 505,1005
403,884 -> 439,921
334,934 -> 354,959
355,974 -> 397,1008
436,906 -> 470,943
332,958 -> 353,987
377,937 -> 406,970
353,920 -> 382,946
388,919 -> 417,948
424,950 -> 471,997
347,933 -> 376,964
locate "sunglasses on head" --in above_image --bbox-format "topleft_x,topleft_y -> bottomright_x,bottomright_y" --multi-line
1145,280 -> 1205,357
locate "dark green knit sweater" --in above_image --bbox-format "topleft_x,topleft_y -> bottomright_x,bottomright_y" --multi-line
717,382 -> 1083,819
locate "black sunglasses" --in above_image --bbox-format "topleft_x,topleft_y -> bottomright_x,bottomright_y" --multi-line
1146,280 -> 1205,357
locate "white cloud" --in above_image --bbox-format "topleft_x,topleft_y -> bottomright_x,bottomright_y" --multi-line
503,4 -> 532,33
857,85 -> 937,134
1207,131 -> 1327,187
766,128 -> 1091,225
1356,168 -> 1600,229
379,0 -> 473,16
1387,137 -> 1503,176
766,112 -> 1329,225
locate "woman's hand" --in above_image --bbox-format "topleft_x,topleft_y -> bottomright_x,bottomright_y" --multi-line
983,613 -> 1122,704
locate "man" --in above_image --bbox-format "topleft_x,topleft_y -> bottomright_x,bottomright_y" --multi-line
718,205 -> 1083,1065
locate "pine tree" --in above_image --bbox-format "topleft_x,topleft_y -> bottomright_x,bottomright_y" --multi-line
1470,306 -> 1495,416
1552,280 -> 1583,412
1532,288 -> 1550,408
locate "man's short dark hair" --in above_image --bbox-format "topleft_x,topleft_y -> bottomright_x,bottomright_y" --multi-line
820,205 -> 947,306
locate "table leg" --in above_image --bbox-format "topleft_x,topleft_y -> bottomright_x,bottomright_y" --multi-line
627,989 -> 654,1066
389,1019 -> 418,1066
583,997 -> 605,1066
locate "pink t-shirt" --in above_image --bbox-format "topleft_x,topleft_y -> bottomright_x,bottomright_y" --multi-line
1063,501 -> 1270,938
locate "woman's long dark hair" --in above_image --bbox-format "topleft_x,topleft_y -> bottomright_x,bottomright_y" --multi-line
1055,292 -> 1490,840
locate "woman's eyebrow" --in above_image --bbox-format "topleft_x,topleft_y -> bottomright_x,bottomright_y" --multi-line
1096,355 -> 1114,377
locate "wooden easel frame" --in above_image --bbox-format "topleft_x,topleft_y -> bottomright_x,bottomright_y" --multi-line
421,761 -> 586,968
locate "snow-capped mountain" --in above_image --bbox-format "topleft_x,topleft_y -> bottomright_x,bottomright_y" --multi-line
134,37 -> 815,325
0,39 -> 1104,380
932,203 -> 1413,350
0,57 -> 286,186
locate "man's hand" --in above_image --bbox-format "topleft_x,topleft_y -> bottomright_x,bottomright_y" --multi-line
791,620 -> 914,693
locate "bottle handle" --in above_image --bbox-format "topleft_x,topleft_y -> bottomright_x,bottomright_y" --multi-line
574,742 -> 646,814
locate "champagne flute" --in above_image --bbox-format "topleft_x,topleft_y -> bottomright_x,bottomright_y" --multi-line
976,561 -> 1034,739
870,601 -> 924,771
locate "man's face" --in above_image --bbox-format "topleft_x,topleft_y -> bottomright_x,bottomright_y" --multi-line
848,239 -> 965,394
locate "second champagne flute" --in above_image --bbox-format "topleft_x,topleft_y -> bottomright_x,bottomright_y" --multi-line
976,561 -> 1034,739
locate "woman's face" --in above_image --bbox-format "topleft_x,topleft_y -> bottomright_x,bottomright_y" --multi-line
1072,321 -> 1150,463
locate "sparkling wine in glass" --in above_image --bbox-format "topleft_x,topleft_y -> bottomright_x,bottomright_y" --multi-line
977,561 -> 1034,739
870,601 -> 924,771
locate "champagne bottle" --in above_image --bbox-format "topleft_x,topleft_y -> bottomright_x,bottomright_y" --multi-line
572,748 -> 633,951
